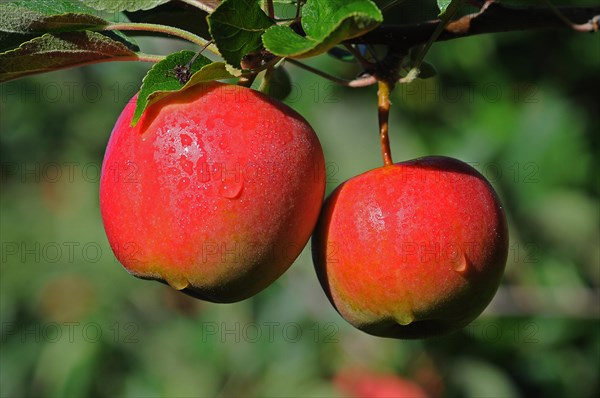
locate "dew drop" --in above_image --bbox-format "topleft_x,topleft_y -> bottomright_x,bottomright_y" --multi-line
219,179 -> 244,199
165,274 -> 189,290
177,177 -> 190,190
179,155 -> 194,175
453,252 -> 469,274
396,311 -> 415,326
180,134 -> 193,147
282,131 -> 293,144
168,146 -> 176,154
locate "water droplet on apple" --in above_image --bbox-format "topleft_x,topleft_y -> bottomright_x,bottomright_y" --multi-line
282,131 -> 293,144
453,252 -> 468,274
165,274 -> 189,290
178,177 -> 190,190
219,179 -> 244,199
179,156 -> 194,175
180,134 -> 193,147
218,140 -> 227,150
168,146 -> 176,154
396,312 -> 415,326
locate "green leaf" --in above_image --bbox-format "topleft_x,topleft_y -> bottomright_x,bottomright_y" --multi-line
327,47 -> 355,62
187,0 -> 222,13
260,66 -> 292,101
262,0 -> 382,59
132,50 -> 234,126
84,0 -> 171,12
100,30 -> 140,52
437,0 -> 462,16
207,0 -> 274,69
437,0 -> 452,14
4,0 -> 99,15
0,0 -> 110,52
417,62 -> 437,79
0,31 -> 138,83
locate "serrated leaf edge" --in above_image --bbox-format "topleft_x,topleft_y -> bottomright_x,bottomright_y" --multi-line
131,56 -> 233,126
263,5 -> 383,58
206,0 -> 274,69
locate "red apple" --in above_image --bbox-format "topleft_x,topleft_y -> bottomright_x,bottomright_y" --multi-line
312,156 -> 508,338
334,369 -> 428,398
100,82 -> 325,303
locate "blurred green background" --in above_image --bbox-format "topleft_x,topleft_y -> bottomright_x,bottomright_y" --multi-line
1,3 -> 599,397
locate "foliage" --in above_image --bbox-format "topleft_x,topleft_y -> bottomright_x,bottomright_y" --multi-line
131,51 -> 232,124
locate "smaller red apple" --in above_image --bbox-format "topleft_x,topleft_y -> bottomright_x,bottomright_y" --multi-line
312,156 -> 508,338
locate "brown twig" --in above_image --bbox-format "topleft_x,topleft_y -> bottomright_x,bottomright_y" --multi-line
351,2 -> 600,47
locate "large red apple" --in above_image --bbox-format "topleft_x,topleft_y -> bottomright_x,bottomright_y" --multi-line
100,82 -> 325,303
312,156 -> 508,338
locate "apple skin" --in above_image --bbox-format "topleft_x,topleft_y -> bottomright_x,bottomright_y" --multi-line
312,156 -> 508,338
100,82 -> 325,303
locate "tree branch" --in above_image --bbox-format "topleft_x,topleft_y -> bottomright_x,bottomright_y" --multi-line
351,2 -> 600,47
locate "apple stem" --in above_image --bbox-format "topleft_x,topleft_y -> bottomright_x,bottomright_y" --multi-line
378,80 -> 394,166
